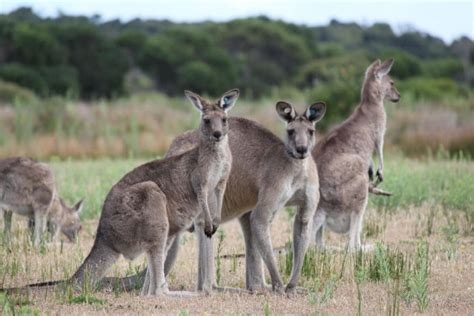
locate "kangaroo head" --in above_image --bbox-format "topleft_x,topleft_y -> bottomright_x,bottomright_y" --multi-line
185,89 -> 239,142
59,198 -> 83,242
276,101 -> 326,159
364,58 -> 400,103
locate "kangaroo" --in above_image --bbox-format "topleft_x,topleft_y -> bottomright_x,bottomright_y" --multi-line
22,89 -> 237,297
0,157 -> 83,245
312,58 -> 400,250
111,101 -> 326,294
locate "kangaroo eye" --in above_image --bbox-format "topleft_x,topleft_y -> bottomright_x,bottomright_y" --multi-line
390,81 -> 394,86
204,118 -> 210,124
308,129 -> 314,136
287,129 -> 295,136
222,117 -> 227,124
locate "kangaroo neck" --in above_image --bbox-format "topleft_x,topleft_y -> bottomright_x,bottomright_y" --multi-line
198,134 -> 228,156
361,79 -> 384,105
358,81 -> 386,124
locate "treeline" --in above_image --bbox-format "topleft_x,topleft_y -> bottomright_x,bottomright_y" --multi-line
0,7 -> 472,103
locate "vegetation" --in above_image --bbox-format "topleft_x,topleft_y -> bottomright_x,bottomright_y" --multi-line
0,156 -> 472,314
0,8 -> 472,102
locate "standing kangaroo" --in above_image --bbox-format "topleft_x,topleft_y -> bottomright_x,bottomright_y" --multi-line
0,157 -> 83,245
49,89 -> 238,296
312,59 -> 400,250
115,101 -> 326,294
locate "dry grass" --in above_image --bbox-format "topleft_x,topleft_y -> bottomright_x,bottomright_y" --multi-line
1,93 -> 473,159
1,204 -> 473,315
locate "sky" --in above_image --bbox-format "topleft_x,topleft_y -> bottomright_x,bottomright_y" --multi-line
1,0 -> 472,43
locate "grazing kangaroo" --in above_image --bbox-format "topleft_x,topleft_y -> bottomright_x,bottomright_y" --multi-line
312,58 -> 400,250
112,101 -> 326,294
40,89 -> 238,297
0,157 -> 83,245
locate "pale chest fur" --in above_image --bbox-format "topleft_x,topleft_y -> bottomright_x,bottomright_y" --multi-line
284,158 -> 319,206
199,139 -> 232,188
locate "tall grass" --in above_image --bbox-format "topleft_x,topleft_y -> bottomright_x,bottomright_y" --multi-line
1,92 -> 473,158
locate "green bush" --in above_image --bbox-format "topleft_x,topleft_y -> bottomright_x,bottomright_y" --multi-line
176,61 -> 222,95
306,80 -> 360,131
0,79 -> 38,104
398,77 -> 469,101
422,58 -> 465,79
0,63 -> 47,95
39,65 -> 79,97
12,23 -> 66,66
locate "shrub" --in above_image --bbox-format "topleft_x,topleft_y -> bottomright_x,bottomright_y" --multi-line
39,65 -> 80,97
0,63 -> 47,95
306,80 -> 360,131
0,79 -> 38,105
398,77 -> 469,101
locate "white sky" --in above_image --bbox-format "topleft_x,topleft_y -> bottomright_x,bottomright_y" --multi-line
1,0 -> 472,43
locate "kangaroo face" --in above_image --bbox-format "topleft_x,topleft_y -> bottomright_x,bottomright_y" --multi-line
184,89 -> 240,141
60,199 -> 83,242
201,110 -> 228,142
371,59 -> 400,103
276,101 -> 326,159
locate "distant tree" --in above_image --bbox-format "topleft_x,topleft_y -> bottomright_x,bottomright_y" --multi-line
51,22 -> 128,98
0,63 -> 47,95
12,23 -> 66,66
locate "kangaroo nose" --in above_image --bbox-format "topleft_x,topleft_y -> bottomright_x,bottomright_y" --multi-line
213,131 -> 222,139
296,146 -> 308,155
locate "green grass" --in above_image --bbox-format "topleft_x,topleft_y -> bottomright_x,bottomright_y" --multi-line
46,156 -> 474,229
369,157 -> 474,234
50,158 -> 145,220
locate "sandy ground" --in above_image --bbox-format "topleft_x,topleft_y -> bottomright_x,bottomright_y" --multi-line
1,205 -> 473,315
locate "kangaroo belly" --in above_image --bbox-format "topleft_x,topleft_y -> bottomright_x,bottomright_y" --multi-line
0,202 -> 33,217
325,213 -> 351,234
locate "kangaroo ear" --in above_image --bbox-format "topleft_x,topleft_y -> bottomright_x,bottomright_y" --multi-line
219,88 -> 239,112
305,102 -> 326,123
184,90 -> 204,112
73,199 -> 84,214
376,58 -> 394,78
276,101 -> 296,123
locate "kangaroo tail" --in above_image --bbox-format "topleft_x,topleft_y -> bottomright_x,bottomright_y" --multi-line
0,279 -> 65,294
98,269 -> 147,292
0,239 -> 119,294
69,239 -> 120,288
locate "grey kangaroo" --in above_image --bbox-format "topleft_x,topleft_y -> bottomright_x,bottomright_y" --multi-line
111,101 -> 326,294
35,89 -> 238,297
0,157 -> 83,245
312,58 -> 400,250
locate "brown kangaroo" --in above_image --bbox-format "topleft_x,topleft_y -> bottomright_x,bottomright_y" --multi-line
0,89 -> 240,296
70,89 -> 238,296
0,157 -> 83,245
312,58 -> 400,250
110,101 -> 327,294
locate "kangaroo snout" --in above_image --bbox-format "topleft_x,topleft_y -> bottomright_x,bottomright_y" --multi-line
213,131 -> 223,140
296,146 -> 308,155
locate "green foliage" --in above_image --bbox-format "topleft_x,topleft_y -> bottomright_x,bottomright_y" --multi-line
0,63 -> 47,95
306,80 -> 360,131
52,22 -> 128,98
0,79 -> 38,104
0,8 -> 471,102
38,65 -> 79,97
398,77 -> 469,101
378,50 -> 423,79
12,23 -> 66,66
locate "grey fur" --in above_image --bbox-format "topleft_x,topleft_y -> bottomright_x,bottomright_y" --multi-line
162,101 -> 326,294
312,59 -> 400,250
67,89 -> 238,296
0,157 -> 83,245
